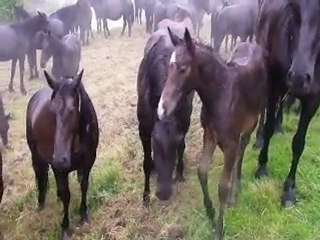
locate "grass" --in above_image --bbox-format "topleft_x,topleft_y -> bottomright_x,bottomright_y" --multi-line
0,20 -> 320,239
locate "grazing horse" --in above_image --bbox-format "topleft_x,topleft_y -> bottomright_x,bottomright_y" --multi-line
255,0 -> 320,207
0,11 -> 48,94
75,0 -> 94,45
26,70 -> 99,238
13,6 -> 65,80
40,33 -> 82,80
137,28 -> 194,205
0,96 -> 11,147
158,28 -> 267,239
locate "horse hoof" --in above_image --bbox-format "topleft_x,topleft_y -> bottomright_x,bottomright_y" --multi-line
174,175 -> 185,183
61,229 -> 73,240
20,88 -> 27,95
281,190 -> 296,208
143,193 -> 150,207
36,204 -> 45,212
8,86 -> 15,93
254,166 -> 268,179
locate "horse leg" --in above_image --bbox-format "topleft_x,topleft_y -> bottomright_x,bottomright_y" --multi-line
78,169 -> 91,225
139,124 -> 154,206
275,99 -> 284,134
139,9 -> 142,25
228,123 -> 256,206
9,58 -> 17,92
18,55 -> 26,95
32,49 -> 39,79
215,140 -> 239,240
27,51 -> 34,80
105,19 -> 111,36
198,127 -> 216,221
253,110 -> 265,149
32,154 -> 49,211
121,15 -> 127,36
54,171 -> 72,239
255,88 -> 278,178
281,97 -> 320,207
175,137 -> 186,182
225,35 -> 228,53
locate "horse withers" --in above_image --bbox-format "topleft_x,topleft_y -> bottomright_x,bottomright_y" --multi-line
0,11 -> 48,94
158,28 -> 268,239
137,28 -> 194,205
26,70 -> 99,238
40,33 -> 81,80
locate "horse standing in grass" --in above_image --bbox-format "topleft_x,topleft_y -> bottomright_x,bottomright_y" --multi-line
158,28 -> 268,239
0,12 -> 48,94
26,70 -> 99,239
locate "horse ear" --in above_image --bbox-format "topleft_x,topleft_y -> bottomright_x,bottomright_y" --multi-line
6,113 -> 12,121
184,28 -> 195,56
44,70 -> 57,90
167,27 -> 181,46
37,11 -> 47,19
73,69 -> 84,89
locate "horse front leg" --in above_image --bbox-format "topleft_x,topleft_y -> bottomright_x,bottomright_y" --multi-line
121,15 -> 127,36
198,127 -> 216,222
18,55 -> 26,95
9,58 -> 17,92
175,136 -> 186,182
54,171 -> 72,240
281,96 -> 320,207
78,168 -> 91,225
215,139 -> 239,240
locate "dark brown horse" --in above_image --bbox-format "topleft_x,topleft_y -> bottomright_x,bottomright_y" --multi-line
158,28 -> 267,239
26,70 -> 99,239
255,0 -> 320,208
137,28 -> 194,205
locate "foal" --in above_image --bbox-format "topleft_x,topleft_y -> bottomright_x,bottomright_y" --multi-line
158,28 -> 268,239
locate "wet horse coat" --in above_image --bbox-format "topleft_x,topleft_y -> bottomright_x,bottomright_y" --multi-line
26,70 -> 99,238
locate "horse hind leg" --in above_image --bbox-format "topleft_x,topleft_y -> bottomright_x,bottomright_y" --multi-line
198,127 -> 216,222
9,58 -> 17,92
18,55 -> 26,95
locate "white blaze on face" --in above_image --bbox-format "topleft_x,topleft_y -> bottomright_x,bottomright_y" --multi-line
169,51 -> 176,64
157,95 -> 165,120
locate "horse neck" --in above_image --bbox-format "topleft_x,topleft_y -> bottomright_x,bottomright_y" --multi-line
14,17 -> 42,38
193,46 -> 227,105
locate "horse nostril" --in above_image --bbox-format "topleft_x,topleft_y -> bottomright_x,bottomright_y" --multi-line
305,73 -> 311,84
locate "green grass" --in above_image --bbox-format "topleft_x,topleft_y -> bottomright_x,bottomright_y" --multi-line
1,23 -> 320,239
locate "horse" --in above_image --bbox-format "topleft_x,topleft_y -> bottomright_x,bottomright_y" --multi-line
137,28 -> 194,205
0,96 -> 11,147
211,1 -> 258,53
135,0 -> 156,33
134,0 -> 144,24
158,28 -> 268,239
254,0 -> 320,207
90,0 -> 134,37
13,6 -> 65,80
75,0 -> 94,45
157,15 -> 196,39
0,11 -> 48,94
26,70 -> 99,239
40,33 -> 82,80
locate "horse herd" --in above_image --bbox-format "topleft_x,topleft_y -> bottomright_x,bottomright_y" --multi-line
0,0 -> 320,239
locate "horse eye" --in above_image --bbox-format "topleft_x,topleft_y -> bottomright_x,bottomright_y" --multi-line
179,66 -> 188,74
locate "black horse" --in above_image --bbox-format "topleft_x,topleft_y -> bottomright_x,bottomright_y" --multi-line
0,11 -> 48,94
137,28 -> 194,205
14,6 -> 65,80
255,0 -> 320,207
26,70 -> 99,238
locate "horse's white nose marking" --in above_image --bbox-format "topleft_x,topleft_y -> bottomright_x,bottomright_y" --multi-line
157,96 -> 165,120
170,51 -> 176,64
